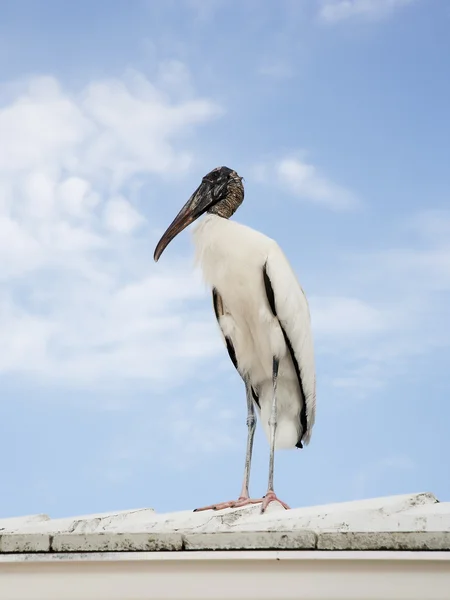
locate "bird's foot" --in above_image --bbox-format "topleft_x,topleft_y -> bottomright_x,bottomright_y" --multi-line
260,490 -> 290,514
193,496 -> 264,512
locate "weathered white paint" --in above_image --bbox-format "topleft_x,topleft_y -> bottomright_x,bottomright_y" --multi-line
0,492 -> 449,554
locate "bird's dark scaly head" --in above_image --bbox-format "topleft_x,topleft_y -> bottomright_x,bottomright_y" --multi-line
153,166 -> 244,262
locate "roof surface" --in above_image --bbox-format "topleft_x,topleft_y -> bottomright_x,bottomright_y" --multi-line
1,492 -> 449,554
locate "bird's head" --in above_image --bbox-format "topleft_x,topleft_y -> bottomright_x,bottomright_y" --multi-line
154,166 -> 244,262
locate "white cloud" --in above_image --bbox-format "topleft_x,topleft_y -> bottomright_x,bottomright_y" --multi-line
310,210 -> 450,398
311,296 -> 388,339
103,196 -> 145,234
319,0 -> 418,22
252,156 -> 359,210
310,294 -> 415,397
348,211 -> 450,297
0,68 -> 224,388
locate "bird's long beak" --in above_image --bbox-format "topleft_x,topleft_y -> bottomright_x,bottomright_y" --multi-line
153,180 -> 215,262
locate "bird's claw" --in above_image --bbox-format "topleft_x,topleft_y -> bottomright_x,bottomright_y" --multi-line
193,496 -> 264,512
194,492 -> 290,513
260,491 -> 290,513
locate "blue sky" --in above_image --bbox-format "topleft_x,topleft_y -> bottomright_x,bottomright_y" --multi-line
1,0 -> 449,519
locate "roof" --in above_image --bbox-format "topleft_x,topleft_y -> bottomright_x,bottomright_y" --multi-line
1,491 -> 449,555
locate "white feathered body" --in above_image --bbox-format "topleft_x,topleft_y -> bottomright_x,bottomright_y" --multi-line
193,214 -> 316,450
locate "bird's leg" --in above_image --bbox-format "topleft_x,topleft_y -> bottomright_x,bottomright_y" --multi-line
238,378 -> 257,500
193,379 -> 263,512
261,357 -> 290,514
267,357 -> 279,492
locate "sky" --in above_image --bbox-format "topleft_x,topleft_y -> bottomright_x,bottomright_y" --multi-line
0,0 -> 449,519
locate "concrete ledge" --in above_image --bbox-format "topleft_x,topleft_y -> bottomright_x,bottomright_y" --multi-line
52,532 -> 184,553
1,493 -> 449,555
1,530 -> 449,554
0,534 -> 50,554
183,530 -> 317,550
317,531 -> 450,551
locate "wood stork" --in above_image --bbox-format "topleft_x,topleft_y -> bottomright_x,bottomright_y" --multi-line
154,166 -> 316,513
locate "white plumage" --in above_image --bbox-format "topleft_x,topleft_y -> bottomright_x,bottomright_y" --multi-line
154,165 -> 316,512
193,214 -> 316,449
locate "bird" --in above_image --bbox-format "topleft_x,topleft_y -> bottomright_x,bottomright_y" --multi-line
154,166 -> 316,513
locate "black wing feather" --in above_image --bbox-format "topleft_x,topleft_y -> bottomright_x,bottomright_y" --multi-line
212,287 -> 260,407
263,263 -> 307,448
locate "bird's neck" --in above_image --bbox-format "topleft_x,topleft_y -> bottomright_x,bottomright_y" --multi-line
191,214 -> 239,286
193,213 -> 226,238
192,213 -> 232,259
